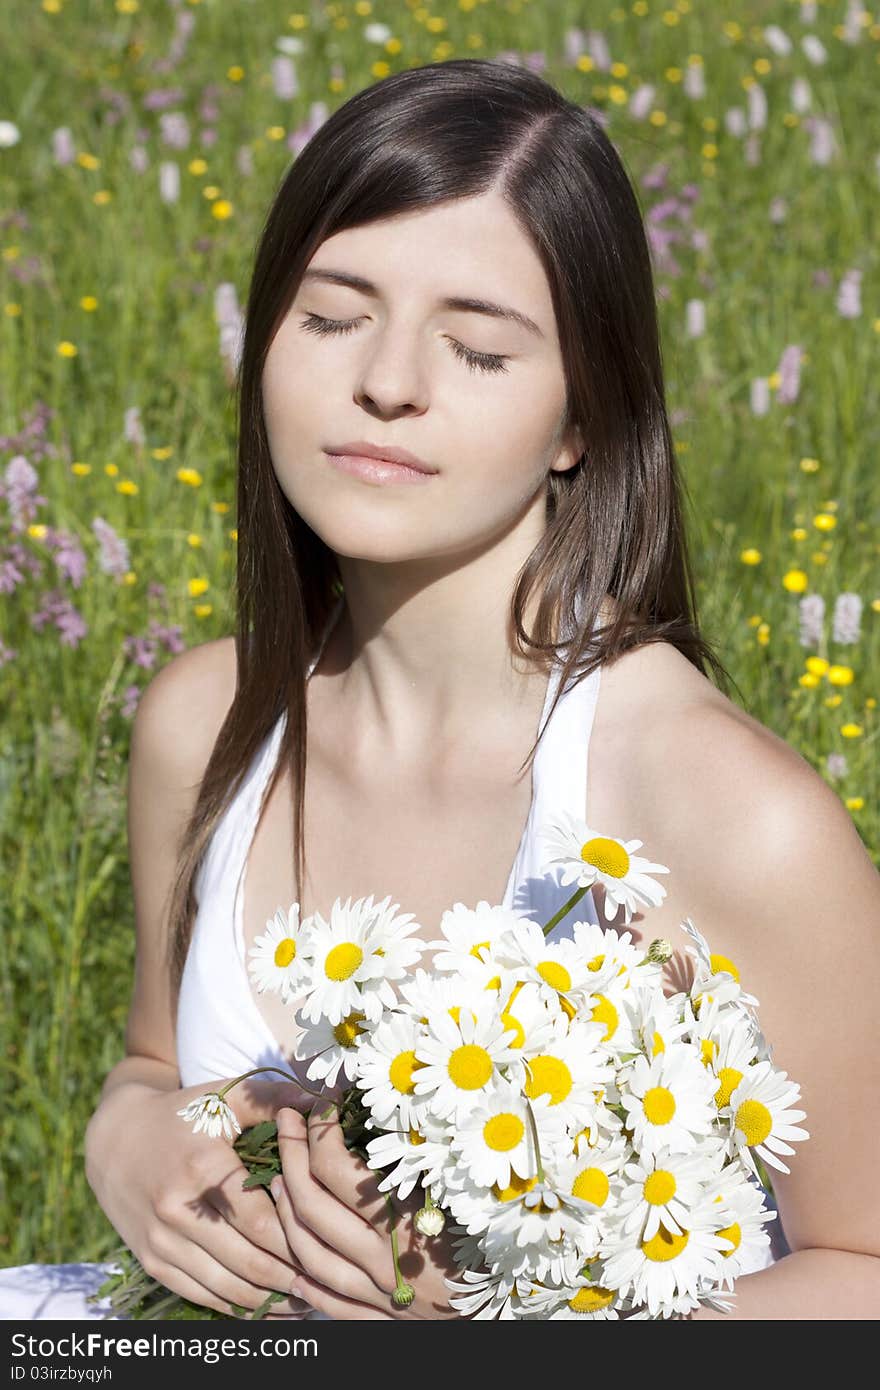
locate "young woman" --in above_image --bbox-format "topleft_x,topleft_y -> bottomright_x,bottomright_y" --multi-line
3,58 -> 878,1321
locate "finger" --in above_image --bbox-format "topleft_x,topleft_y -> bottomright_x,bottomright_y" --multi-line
170,1163 -> 305,1300
305,1104 -> 393,1227
291,1268 -> 398,1321
206,1157 -> 306,1273
148,1260 -> 247,1317
271,1173 -> 390,1306
155,1227 -> 291,1314
276,1108 -> 386,1271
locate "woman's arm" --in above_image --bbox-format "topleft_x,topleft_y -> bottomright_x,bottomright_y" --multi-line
649,705 -> 880,1318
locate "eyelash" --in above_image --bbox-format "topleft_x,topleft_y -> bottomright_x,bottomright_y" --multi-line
298,311 -> 510,376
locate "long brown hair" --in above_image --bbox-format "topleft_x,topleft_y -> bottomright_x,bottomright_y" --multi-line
167,58 -> 739,994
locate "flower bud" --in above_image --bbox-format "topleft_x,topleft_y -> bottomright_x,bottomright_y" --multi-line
392,1283 -> 416,1308
645,938 -> 673,964
414,1205 -> 446,1237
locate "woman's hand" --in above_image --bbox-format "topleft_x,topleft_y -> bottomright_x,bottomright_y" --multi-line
270,1105 -> 466,1320
85,1075 -> 316,1318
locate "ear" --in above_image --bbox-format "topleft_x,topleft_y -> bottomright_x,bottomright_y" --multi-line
549,419 -> 585,476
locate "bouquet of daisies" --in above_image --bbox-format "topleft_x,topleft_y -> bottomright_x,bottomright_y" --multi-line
179,812 -> 808,1320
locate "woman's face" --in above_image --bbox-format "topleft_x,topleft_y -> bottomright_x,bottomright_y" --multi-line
261,188 -> 582,564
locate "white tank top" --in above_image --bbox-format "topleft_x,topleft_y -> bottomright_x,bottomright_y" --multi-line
176,595 -> 604,1088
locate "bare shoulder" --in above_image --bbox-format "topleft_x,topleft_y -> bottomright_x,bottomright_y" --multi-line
590,632 -> 857,940
131,633 -> 238,791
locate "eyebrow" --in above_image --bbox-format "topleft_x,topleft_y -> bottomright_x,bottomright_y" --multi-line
299,268 -> 545,338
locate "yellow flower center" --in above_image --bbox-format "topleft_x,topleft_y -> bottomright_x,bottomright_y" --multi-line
492,1172 -> 537,1202
590,993 -> 618,1041
580,836 -> 630,878
717,1221 -> 741,1256
568,1286 -> 615,1313
447,1044 -> 494,1090
524,1055 -> 573,1106
641,1225 -> 690,1262
500,1011 -> 525,1048
388,1050 -> 423,1095
644,1170 -> 676,1205
572,1167 -> 609,1206
559,995 -> 577,1022
643,1086 -> 676,1125
714,1066 -> 743,1109
537,960 -> 571,991
470,939 -> 490,960
652,1031 -> 665,1057
587,953 -> 605,972
735,1097 -> 773,1146
273,938 -> 297,968
407,1127 -> 425,1146
701,1038 -> 717,1065
324,942 -> 363,981
484,975 -> 502,991
710,952 -> 740,981
483,1113 -> 525,1152
332,1010 -> 366,1048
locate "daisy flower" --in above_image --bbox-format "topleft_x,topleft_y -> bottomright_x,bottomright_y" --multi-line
630,986 -> 692,1061
560,1132 -> 629,1225
681,917 -> 760,1011
519,1273 -> 624,1320
292,1005 -> 371,1087
724,1058 -> 809,1177
516,1013 -> 614,1133
247,902 -> 310,1002
413,1000 -> 521,1123
600,1189 -> 736,1319
444,1262 -> 516,1320
299,894 -> 418,1026
447,1081 -> 569,1190
356,1011 -> 432,1130
571,920 -> 658,994
493,979 -> 564,1058
705,1164 -> 778,1283
691,995 -> 761,1112
364,1115 -> 451,1200
582,977 -> 642,1060
619,1046 -> 718,1160
425,899 -> 529,976
492,919 -> 599,1008
539,810 -> 670,924
616,1141 -> 726,1243
177,1093 -> 241,1142
358,891 -> 427,981
478,1174 -> 596,1282
398,966 -> 498,1030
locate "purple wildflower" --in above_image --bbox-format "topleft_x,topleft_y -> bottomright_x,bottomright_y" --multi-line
92,517 -> 130,578
776,345 -> 803,405
48,528 -> 88,588
798,593 -> 825,648
832,593 -> 862,645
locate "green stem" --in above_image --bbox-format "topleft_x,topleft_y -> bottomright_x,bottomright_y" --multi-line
383,1192 -> 415,1308
541,884 -> 588,938
215,1065 -> 342,1113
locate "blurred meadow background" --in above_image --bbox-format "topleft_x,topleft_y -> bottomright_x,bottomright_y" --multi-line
1,0 -> 878,1267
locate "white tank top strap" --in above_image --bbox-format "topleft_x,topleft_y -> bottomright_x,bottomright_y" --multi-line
502,601 -> 603,940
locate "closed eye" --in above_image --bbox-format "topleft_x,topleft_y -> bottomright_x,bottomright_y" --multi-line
298,312 -> 510,376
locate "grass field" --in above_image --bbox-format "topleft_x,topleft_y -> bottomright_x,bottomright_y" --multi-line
1,0 -> 877,1266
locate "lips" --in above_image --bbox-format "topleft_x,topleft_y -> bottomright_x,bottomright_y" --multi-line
326,441 -> 437,474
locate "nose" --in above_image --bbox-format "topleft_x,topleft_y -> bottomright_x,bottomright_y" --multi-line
353,321 -> 429,419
